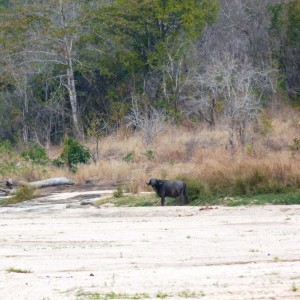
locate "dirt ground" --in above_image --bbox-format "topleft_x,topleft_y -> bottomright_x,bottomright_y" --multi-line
0,190 -> 300,299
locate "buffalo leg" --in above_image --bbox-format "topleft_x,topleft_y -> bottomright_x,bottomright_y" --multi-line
181,190 -> 188,204
161,197 -> 166,206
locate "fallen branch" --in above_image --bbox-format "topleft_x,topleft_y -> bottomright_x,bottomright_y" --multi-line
5,177 -> 74,193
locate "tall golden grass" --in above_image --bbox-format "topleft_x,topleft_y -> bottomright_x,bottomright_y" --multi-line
43,108 -> 300,198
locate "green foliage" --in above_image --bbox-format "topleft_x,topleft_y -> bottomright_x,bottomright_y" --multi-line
122,151 -> 135,162
6,267 -> 32,274
76,291 -> 150,299
226,193 -> 300,206
93,0 -> 218,72
269,1 -> 300,101
0,0 -> 9,8
156,292 -> 169,299
113,185 -> 124,198
0,140 -> 17,175
182,178 -> 212,204
0,161 -> 17,176
95,190 -> 300,207
55,136 -> 91,171
234,170 -> 275,195
110,101 -> 129,125
94,194 -> 158,207
52,157 -> 66,168
258,114 -> 273,136
21,144 -> 48,164
289,138 -> 300,151
0,139 -> 14,155
245,144 -> 255,156
143,149 -> 155,160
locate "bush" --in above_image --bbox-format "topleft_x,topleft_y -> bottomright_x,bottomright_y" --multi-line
0,140 -> 17,175
179,177 -> 213,205
0,140 -> 14,154
54,136 -> 91,171
21,144 -> 48,164
289,138 -> 300,152
122,151 -> 135,162
144,149 -> 155,160
113,185 -> 124,198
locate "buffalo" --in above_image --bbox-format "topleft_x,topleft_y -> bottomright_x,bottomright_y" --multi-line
146,178 -> 188,206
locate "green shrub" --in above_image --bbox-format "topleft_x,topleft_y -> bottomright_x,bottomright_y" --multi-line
123,151 -> 135,162
52,157 -> 65,168
234,170 -> 288,195
261,114 -> 273,135
113,185 -> 124,198
289,138 -> 300,151
144,149 -> 155,160
54,136 -> 91,171
0,140 -> 18,175
0,139 -> 14,154
179,177 -> 213,205
21,143 -> 48,164
0,161 -> 17,176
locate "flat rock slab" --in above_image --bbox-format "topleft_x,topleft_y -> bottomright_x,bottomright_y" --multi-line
0,203 -> 300,299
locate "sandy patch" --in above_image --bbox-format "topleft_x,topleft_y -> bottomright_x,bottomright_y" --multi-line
0,192 -> 300,299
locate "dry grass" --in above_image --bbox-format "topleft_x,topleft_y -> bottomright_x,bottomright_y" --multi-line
42,108 -> 299,197
0,107 -> 294,199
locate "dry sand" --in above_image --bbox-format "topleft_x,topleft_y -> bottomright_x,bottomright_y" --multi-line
0,190 -> 300,299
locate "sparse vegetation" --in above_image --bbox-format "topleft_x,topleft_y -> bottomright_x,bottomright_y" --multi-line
178,290 -> 205,298
156,292 -> 170,299
76,292 -> 150,300
93,190 -> 300,207
113,185 -> 124,198
94,194 -> 157,207
122,151 -> 135,163
0,185 -> 35,206
6,267 -> 32,274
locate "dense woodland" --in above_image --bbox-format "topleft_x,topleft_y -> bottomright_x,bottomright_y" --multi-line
0,0 -> 299,148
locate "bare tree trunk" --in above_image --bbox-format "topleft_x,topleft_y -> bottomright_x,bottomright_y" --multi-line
66,64 -> 82,138
58,0 -> 82,139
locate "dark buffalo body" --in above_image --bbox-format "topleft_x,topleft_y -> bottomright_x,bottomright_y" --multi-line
147,178 -> 188,206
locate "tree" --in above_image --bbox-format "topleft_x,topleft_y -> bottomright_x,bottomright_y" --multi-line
269,0 -> 300,102
127,95 -> 166,145
89,0 -> 218,112
184,54 -> 274,146
96,0 -> 217,69
0,0 -> 90,138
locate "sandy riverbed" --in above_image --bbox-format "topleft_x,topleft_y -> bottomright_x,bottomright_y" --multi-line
0,191 -> 300,299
